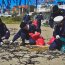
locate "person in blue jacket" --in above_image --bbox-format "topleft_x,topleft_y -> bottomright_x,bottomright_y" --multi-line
23,13 -> 31,24
0,18 -> 10,46
36,12 -> 43,33
10,22 -> 37,46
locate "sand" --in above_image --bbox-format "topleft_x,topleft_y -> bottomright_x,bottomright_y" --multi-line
0,24 -> 65,65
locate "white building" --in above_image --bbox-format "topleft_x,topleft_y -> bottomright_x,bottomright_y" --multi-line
36,4 -> 52,13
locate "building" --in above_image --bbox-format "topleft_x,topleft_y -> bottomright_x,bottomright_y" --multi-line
12,5 -> 35,16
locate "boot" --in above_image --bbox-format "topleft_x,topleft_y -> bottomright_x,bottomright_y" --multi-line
21,39 -> 25,46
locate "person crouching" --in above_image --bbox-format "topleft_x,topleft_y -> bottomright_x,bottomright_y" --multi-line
10,22 -> 37,46
49,16 -> 65,51
0,18 -> 10,46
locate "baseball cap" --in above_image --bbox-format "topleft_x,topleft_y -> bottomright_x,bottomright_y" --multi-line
53,16 -> 63,23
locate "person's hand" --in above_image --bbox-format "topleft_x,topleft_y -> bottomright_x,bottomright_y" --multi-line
56,35 -> 60,39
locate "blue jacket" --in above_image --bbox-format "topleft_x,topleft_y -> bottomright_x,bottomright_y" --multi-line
53,22 -> 65,38
36,14 -> 43,28
0,23 -> 10,38
36,14 -> 43,22
23,14 -> 31,24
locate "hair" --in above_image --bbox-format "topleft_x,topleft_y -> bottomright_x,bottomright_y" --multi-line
39,12 -> 42,14
53,5 -> 59,13
20,22 -> 26,28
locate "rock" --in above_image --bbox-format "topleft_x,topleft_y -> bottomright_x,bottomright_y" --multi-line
9,54 -> 14,58
15,54 -> 24,58
36,54 -> 44,57
23,54 -> 30,58
30,54 -> 39,58
20,58 -> 29,64
17,51 -> 29,54
1,56 -> 9,61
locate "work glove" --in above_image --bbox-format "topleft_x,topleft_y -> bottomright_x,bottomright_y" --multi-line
56,35 -> 60,39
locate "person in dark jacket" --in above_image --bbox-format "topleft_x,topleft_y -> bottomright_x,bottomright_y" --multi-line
10,22 -> 37,46
49,5 -> 65,28
36,12 -> 43,33
49,16 -> 65,50
23,13 -> 31,24
0,18 -> 10,46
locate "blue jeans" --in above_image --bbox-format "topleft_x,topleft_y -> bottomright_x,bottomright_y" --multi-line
29,38 -> 35,45
49,41 -> 57,50
49,39 -> 62,50
12,29 -> 29,42
12,29 -> 36,45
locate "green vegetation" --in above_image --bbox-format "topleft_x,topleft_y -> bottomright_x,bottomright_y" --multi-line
0,12 -> 50,24
1,16 -> 22,24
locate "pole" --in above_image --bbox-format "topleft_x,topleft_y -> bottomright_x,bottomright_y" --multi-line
36,0 -> 38,12
25,0 -> 26,5
36,0 -> 37,9
27,0 -> 30,13
2,0 -> 5,14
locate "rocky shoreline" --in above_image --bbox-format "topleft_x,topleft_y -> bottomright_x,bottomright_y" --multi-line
0,24 -> 64,65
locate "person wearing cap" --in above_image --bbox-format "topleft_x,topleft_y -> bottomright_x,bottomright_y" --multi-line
10,22 -> 37,46
49,16 -> 65,50
35,12 -> 43,33
0,18 -> 10,46
49,5 -> 65,28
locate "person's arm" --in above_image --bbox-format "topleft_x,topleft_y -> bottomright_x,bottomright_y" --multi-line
61,22 -> 65,36
2,24 -> 10,40
49,13 -> 54,28
53,25 -> 60,37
